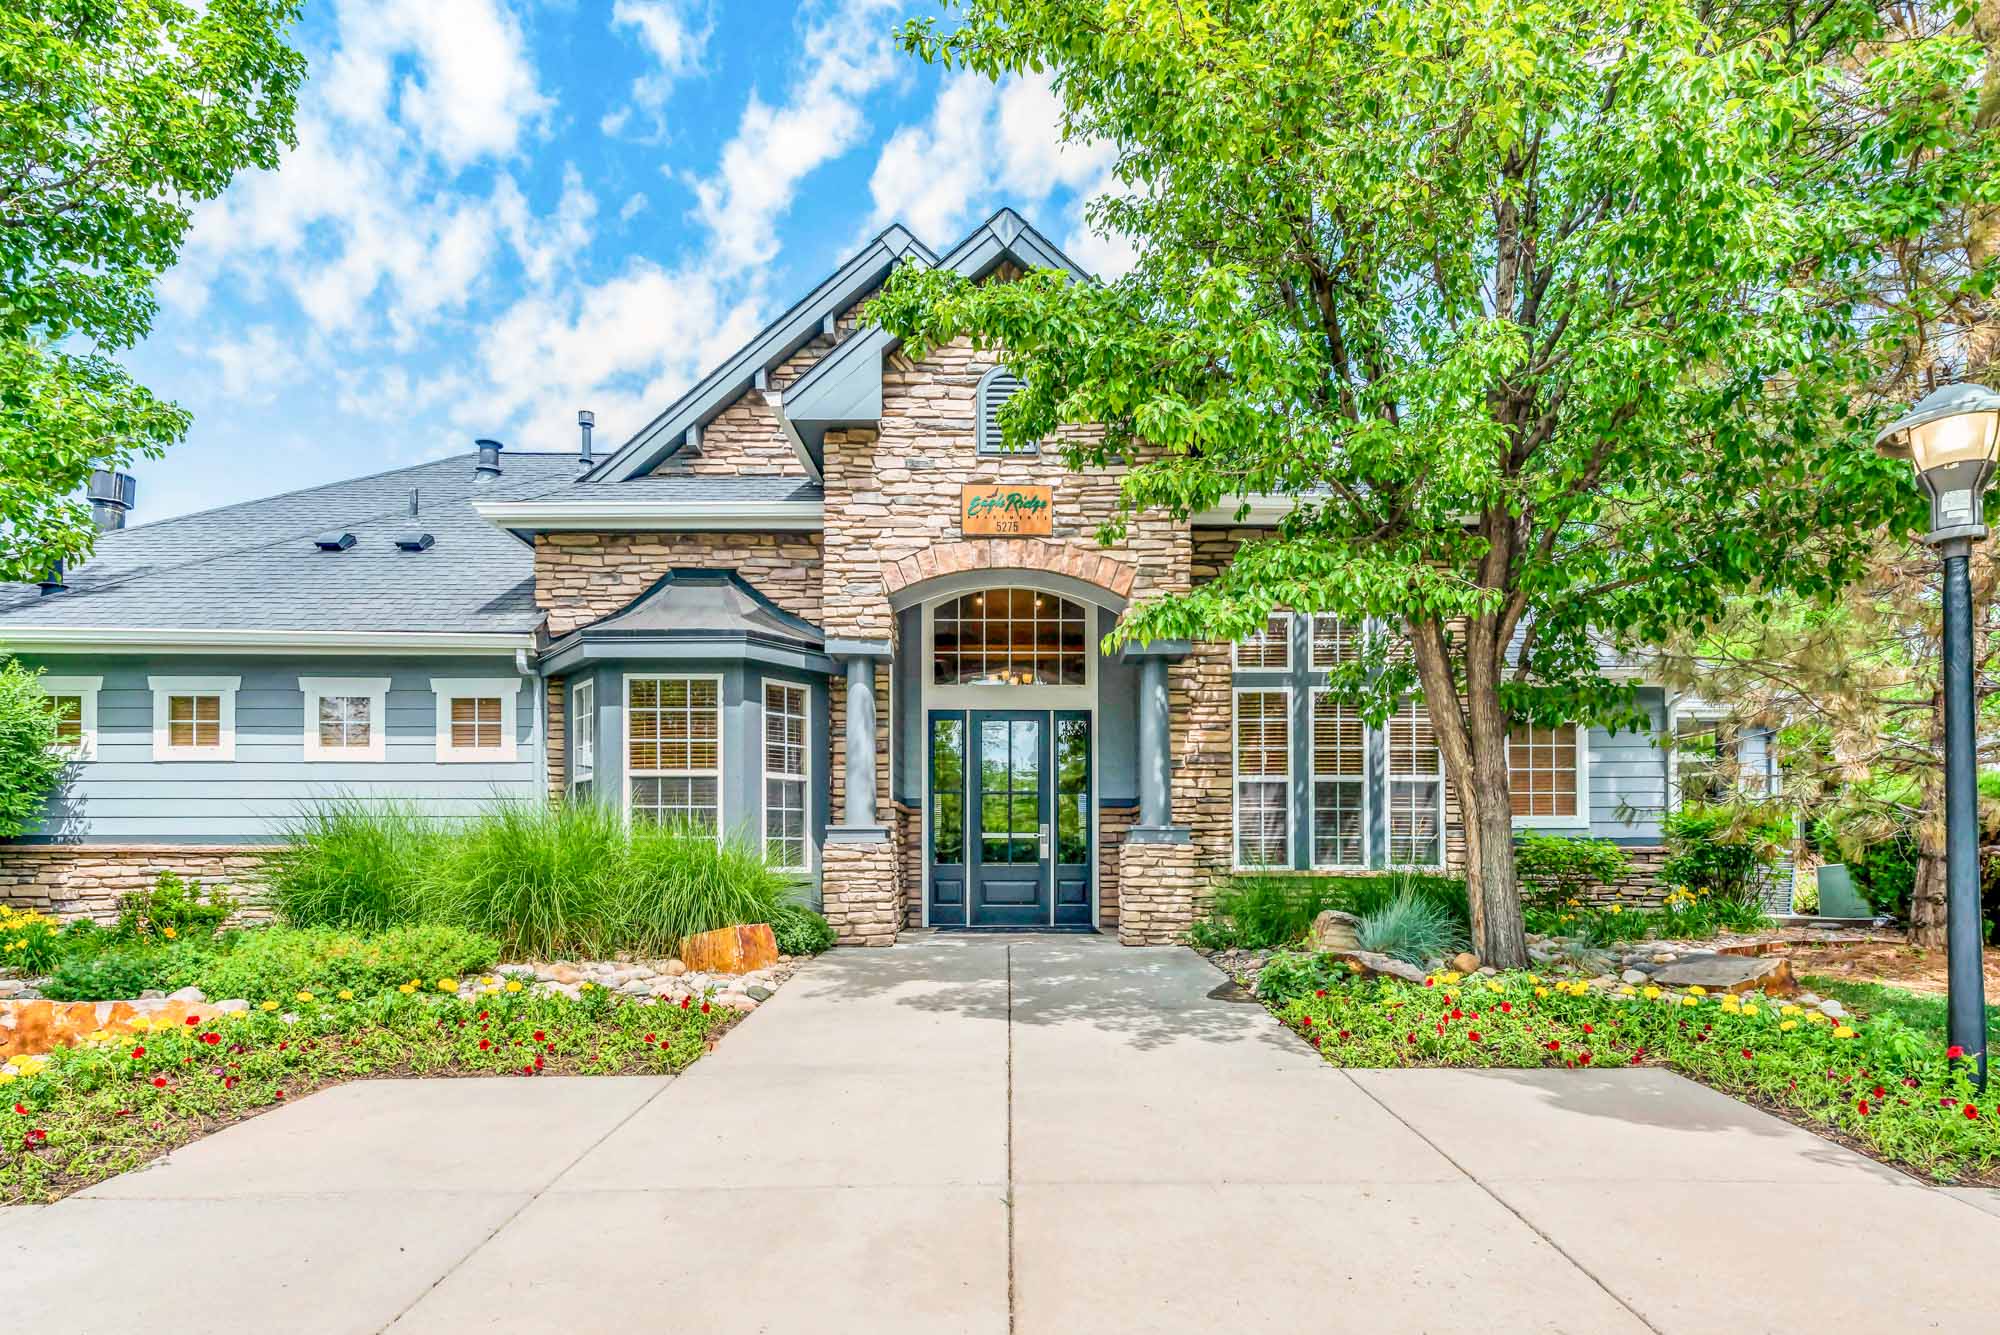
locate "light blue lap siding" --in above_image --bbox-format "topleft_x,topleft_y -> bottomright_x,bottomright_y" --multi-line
9,654 -> 541,844
1586,686 -> 1668,842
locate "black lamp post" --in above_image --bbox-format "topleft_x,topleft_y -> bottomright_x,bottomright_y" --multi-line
1875,381 -> 2000,1092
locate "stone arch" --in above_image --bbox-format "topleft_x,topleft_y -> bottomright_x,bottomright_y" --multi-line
880,539 -> 1136,609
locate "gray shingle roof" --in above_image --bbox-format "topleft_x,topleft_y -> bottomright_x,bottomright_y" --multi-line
0,452 -> 584,636
560,475 -> 822,502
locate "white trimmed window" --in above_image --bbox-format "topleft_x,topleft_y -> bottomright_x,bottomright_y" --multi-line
1310,690 -> 1367,868
1507,722 -> 1586,824
1385,698 -> 1445,866
762,681 -> 809,871
571,678 -> 595,802
1233,688 -> 1291,867
432,679 -> 519,763
1233,612 -> 1292,670
150,676 -> 239,761
301,677 -> 389,762
1308,614 -> 1360,670
41,676 -> 100,761
627,675 -> 721,834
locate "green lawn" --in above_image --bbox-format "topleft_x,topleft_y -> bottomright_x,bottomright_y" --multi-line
1804,975 -> 2000,1045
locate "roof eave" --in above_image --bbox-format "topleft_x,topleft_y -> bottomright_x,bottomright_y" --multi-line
0,627 -> 537,655
471,499 -> 825,534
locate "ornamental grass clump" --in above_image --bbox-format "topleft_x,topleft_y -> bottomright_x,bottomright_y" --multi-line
1355,890 -> 1469,966
263,799 -> 445,930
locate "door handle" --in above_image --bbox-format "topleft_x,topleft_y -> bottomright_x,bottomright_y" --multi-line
1039,822 -> 1051,859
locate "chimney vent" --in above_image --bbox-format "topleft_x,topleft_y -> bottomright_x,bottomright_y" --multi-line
577,409 -> 595,468
87,470 -> 137,532
38,560 -> 66,595
474,438 -> 504,477
314,531 -> 356,552
395,489 -> 432,550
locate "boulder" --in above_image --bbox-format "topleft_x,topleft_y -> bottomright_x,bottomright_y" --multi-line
1620,968 -> 1649,985
1648,954 -> 1799,998
679,924 -> 780,976
1308,910 -> 1363,952
1450,952 -> 1480,975
1326,950 -> 1431,985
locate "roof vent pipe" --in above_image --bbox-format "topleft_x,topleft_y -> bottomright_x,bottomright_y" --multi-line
577,409 -> 595,468
38,560 -> 66,596
395,489 -> 433,551
475,438 -> 505,478
87,470 -> 137,532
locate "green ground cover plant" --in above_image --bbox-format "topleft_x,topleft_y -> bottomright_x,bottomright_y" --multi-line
1523,888 -> 1771,946
1256,962 -> 1999,1184
264,801 -> 796,958
769,903 -> 836,956
1802,977 -> 2000,1047
0,983 -> 727,1204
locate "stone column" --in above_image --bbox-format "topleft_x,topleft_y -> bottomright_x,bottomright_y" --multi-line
1137,654 -> 1172,829
1119,639 -> 1199,944
825,640 -> 897,945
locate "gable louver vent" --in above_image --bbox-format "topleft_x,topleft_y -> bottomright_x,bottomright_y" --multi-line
976,368 -> 1036,455
314,531 -> 356,552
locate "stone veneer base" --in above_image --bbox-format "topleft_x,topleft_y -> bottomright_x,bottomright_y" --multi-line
0,845 -> 269,922
821,835 -> 900,947
1117,835 -> 1206,946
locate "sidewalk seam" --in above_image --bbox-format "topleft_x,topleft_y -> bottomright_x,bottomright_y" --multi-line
1006,941 -> 1017,1335
369,1077 -> 680,1333
1339,1070 -> 1665,1335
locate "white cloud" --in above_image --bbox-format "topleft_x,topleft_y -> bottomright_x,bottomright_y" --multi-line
204,326 -> 305,402
608,0 -> 710,136
691,0 -> 903,274
618,192 -> 651,224
866,68 -> 1135,273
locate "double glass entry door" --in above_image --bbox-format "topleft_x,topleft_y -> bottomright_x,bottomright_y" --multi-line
928,710 -> 1092,927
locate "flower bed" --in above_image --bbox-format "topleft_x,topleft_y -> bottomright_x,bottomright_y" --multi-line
0,982 -> 732,1204
1244,956 -> 2000,1185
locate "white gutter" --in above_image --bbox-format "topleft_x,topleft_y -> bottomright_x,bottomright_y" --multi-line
473,498 -> 824,533
0,627 -> 535,656
1192,494 -> 1296,526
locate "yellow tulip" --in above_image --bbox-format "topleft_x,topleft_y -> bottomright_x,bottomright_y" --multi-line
397,984 -> 415,995
1781,1004 -> 1802,1017
1688,985 -> 1707,997
1642,986 -> 1662,1000
1534,987 -> 1549,999
1780,1020 -> 1798,1032
296,990 -> 314,1002
437,978 -> 458,992
259,1000 -> 279,1012
1833,1025 -> 1856,1039
337,989 -> 354,1001
1681,996 -> 1699,1007
505,980 -> 523,993
1741,1004 -> 1759,1016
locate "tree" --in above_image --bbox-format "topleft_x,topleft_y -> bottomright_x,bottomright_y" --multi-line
871,0 -> 1997,965
1,0 -> 305,582
0,658 -> 66,838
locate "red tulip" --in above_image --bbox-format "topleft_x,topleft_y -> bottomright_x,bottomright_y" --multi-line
223,1076 -> 237,1090
1301,1015 -> 1313,1027
700,1002 -> 711,1014
478,1038 -> 492,1051
129,1046 -> 145,1059
1406,1033 -> 1417,1045
1948,1045 -> 1967,1060
1581,1023 -> 1593,1035
1314,989 -> 1327,998
680,996 -> 691,1010
1498,1002 -> 1512,1013
644,1033 -> 656,1044
1545,1040 -> 1561,1051
1468,1032 -> 1482,1043
478,1011 -> 489,1021
202,1032 -> 220,1045
1741,1048 -> 1753,1060
1872,1086 -> 1885,1099
151,1077 -> 167,1088
1967,1104 -> 1981,1121
184,1015 -> 200,1026
1339,1030 -> 1351,1039
11,1103 -> 24,1116
274,1089 -> 285,1099
533,1030 -> 546,1042
1450,1009 -> 1462,1020
1857,1100 -> 1870,1115
1578,1052 -> 1593,1065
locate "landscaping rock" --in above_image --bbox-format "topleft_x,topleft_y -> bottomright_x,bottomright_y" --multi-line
1817,999 -> 1849,1020
1648,955 -> 1799,998
214,999 -> 249,1013
546,964 -> 582,985
1450,952 -> 1480,975
1308,910 -> 1363,951
167,986 -> 206,1004
664,958 -> 688,977
1621,968 -> 1649,985
1327,950 -> 1430,985
679,924 -> 779,976
747,985 -> 774,1002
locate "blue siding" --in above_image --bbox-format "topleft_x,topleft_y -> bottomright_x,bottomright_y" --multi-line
1585,687 -> 1669,842
11,654 -> 542,843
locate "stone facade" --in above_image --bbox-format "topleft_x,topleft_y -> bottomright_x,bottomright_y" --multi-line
0,846 -> 269,923
546,675 -> 567,802
1117,837 -> 1206,945
822,836 -> 899,946
1096,804 -> 1138,931
534,531 -> 823,637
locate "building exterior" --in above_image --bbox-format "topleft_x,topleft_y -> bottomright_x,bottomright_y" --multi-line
0,210 -> 1777,941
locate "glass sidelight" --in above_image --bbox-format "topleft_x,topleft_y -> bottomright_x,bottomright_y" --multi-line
929,714 -> 967,926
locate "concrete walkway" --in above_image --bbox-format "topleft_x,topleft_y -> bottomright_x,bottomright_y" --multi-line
8,934 -> 2000,1333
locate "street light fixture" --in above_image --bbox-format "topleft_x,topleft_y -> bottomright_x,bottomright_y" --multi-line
1876,380 -> 2000,1092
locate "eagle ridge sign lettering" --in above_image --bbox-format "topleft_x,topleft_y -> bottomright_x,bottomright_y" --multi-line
960,484 -> 1053,537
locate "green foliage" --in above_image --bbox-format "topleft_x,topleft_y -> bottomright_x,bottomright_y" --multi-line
2,986 -> 727,1203
40,945 -> 193,1002
1525,889 -> 1770,945
187,925 -> 500,1004
0,659 -> 67,838
114,870 -> 236,943
1803,976 -> 2000,1046
266,801 -> 789,959
1,0 -> 305,580
1356,891 -> 1470,966
1278,971 -> 1998,1182
768,903 -> 836,956
0,906 -> 64,975
1513,834 -> 1632,912
1811,816 -> 1917,919
1188,872 -> 1471,950
1660,805 -> 1786,906
1252,951 -> 1352,1005
262,801 -> 447,931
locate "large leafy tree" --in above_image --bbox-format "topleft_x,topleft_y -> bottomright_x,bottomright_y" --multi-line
872,0 -> 1998,965
1,0 -> 304,581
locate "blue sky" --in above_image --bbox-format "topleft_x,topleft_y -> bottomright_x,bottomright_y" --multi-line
126,0 -> 1130,522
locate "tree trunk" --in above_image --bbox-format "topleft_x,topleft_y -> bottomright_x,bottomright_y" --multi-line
1909,816 -> 1949,949
1411,616 -> 1529,969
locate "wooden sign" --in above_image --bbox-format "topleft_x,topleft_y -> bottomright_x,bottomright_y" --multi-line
960,484 -> 1053,537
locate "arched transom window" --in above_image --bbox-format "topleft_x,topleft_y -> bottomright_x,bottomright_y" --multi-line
933,588 -> 1088,686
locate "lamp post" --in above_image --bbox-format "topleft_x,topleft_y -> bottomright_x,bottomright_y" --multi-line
1875,381 -> 2000,1092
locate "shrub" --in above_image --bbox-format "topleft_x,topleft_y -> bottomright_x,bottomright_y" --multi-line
1336,872 -> 1471,925
41,945 -> 204,1001
425,800 -> 625,957
1189,871 -> 1472,951
189,924 -> 500,1002
0,658 -> 67,839
1356,890 -> 1469,966
1253,950 -> 1350,1004
263,800 -> 444,930
1513,833 -> 1632,911
611,822 -> 789,955
0,905 -> 64,975
769,903 -> 835,956
1660,804 -> 1786,906
115,870 -> 237,942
